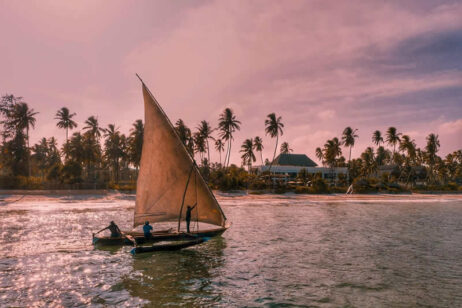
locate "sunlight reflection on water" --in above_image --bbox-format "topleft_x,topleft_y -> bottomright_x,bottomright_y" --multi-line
1,193 -> 462,306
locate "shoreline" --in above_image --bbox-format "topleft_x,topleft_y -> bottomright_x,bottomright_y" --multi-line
0,189 -> 461,196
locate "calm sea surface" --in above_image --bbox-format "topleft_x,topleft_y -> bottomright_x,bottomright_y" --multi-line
1,193 -> 462,307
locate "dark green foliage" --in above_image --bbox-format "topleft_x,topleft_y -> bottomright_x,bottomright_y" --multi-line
60,161 -> 83,184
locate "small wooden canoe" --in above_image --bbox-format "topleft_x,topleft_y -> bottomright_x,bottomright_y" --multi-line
130,237 -> 205,255
92,226 -> 227,246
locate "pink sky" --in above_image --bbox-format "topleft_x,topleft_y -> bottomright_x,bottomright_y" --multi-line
1,0 -> 461,165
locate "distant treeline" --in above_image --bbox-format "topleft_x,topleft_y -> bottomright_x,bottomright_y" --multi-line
0,94 -> 461,192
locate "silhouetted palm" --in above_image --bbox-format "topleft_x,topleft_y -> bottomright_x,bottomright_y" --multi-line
218,108 -> 241,168
240,138 -> 256,171
104,124 -> 124,183
128,119 -> 144,171
83,116 -> 104,139
315,147 -> 324,166
372,130 -> 383,146
385,127 -> 401,157
425,133 -> 440,183
341,127 -> 358,163
322,137 -> 342,169
55,107 -> 77,143
253,136 -> 264,165
197,120 -> 215,163
10,102 -> 38,176
215,139 -> 225,166
175,119 -> 194,155
265,113 -> 284,172
280,142 -> 293,154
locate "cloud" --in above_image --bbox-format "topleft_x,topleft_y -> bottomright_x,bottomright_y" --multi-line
1,0 -> 461,162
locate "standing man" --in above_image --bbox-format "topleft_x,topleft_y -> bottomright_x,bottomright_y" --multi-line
185,203 -> 197,233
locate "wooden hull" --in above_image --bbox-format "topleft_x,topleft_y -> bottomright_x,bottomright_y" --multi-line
92,226 -> 227,246
130,238 -> 205,254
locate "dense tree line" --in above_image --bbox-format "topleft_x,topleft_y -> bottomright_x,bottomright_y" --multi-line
1,93 -> 461,191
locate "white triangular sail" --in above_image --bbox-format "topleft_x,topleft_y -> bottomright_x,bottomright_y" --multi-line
134,81 -> 226,229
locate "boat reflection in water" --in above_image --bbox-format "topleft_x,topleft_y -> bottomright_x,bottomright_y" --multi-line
121,237 -> 227,306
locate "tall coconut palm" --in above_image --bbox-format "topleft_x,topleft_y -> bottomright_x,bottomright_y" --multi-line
193,131 -> 207,164
83,116 -> 104,139
197,120 -> 214,163
175,119 -> 194,155
372,130 -> 384,146
218,108 -> 241,168
375,146 -> 389,167
315,147 -> 324,166
385,127 -> 401,157
55,107 -> 77,143
425,133 -> 440,183
265,113 -> 284,172
10,102 -> 38,176
341,127 -> 358,163
253,136 -> 264,165
104,124 -> 124,183
128,119 -> 144,171
399,135 -> 416,164
322,137 -> 342,169
240,138 -> 256,171
360,147 -> 376,177
215,139 -> 225,166
280,142 -> 293,154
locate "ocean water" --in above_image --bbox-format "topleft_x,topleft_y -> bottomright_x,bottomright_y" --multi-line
1,193 -> 462,307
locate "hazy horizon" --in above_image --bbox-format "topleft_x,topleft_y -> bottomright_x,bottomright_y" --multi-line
1,0 -> 461,165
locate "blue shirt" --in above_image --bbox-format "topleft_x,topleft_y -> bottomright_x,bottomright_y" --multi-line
143,224 -> 153,235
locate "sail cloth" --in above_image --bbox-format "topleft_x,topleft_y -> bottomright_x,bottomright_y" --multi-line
134,82 -> 226,228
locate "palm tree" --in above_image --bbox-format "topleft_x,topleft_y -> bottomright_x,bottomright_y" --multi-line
215,139 -> 225,166
55,107 -> 77,143
372,130 -> 383,146
385,127 -> 401,157
253,136 -> 264,165
399,135 -> 416,164
83,116 -> 104,139
197,120 -> 214,163
341,127 -> 358,163
322,137 -> 342,169
375,146 -> 389,167
425,133 -> 440,183
193,131 -> 207,164
104,124 -> 124,183
280,142 -> 293,154
360,147 -> 376,177
175,119 -> 194,156
240,138 -> 256,171
315,147 -> 324,166
265,113 -> 284,172
218,108 -> 241,168
128,119 -> 144,171
10,102 -> 38,176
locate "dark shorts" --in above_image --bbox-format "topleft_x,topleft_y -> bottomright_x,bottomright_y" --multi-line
144,232 -> 152,238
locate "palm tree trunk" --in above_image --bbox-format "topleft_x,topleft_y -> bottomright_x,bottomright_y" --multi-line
226,139 -> 232,168
227,142 -> 232,167
219,149 -> 222,166
207,139 -> 210,164
260,151 -> 263,166
349,146 -> 352,163
27,126 -> 31,177
268,135 -> 279,186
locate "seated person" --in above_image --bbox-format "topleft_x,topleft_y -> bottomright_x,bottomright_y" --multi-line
95,221 -> 122,238
143,221 -> 153,238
